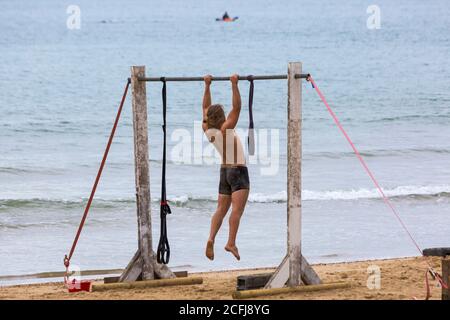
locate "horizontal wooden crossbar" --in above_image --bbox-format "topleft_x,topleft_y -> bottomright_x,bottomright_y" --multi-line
423,247 -> 450,257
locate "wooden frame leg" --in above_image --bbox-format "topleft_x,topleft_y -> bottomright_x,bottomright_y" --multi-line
265,255 -> 321,289
119,249 -> 175,282
443,258 -> 449,300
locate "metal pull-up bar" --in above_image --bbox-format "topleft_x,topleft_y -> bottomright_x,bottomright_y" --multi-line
137,74 -> 309,82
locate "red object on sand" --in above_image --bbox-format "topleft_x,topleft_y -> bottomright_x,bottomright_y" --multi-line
66,279 -> 92,293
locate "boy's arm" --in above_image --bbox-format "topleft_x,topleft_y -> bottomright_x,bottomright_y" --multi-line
202,74 -> 212,131
221,74 -> 241,131
202,75 -> 212,132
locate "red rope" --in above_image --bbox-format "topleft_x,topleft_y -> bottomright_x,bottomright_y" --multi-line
64,78 -> 130,268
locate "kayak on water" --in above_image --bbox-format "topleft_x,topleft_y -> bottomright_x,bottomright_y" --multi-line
216,11 -> 238,22
216,16 -> 238,22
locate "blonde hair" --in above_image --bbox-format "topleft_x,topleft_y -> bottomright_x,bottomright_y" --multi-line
206,104 -> 226,129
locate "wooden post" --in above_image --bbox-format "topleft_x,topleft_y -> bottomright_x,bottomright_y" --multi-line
264,62 -> 320,290
287,62 -> 302,287
443,258 -> 450,300
119,66 -> 175,283
131,66 -> 154,280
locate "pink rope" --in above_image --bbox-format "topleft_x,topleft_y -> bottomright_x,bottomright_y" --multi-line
307,76 -> 423,256
306,75 -> 450,298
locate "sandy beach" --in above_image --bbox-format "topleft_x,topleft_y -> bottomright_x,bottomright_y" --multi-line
0,256 -> 445,300
1,1 -> 449,308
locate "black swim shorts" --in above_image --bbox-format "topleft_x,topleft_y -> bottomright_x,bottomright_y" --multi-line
219,166 -> 250,195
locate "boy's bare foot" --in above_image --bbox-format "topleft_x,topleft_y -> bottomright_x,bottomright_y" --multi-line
206,240 -> 214,260
224,245 -> 240,261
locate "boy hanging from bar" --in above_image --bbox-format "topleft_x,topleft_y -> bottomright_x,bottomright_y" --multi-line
202,74 -> 250,261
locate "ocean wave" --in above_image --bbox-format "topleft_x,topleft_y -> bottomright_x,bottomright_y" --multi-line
244,185 -> 450,202
305,147 -> 450,160
0,198 -> 135,210
0,167 -> 33,174
365,113 -> 450,123
1,185 -> 449,210
167,192 -> 289,205
304,185 -> 450,201
0,166 -> 65,175
0,221 -> 72,230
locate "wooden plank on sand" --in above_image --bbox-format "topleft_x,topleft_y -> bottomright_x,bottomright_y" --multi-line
92,277 -> 203,292
233,282 -> 352,299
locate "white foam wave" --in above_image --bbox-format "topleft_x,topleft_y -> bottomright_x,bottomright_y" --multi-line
1,185 -> 449,208
168,185 -> 450,203
304,185 -> 450,201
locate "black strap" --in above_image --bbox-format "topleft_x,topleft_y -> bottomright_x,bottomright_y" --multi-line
157,78 -> 171,264
247,76 -> 255,155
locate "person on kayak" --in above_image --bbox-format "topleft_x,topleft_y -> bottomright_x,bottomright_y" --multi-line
222,12 -> 230,20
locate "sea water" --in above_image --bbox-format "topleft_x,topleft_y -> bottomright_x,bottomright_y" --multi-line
1,0 -> 450,279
